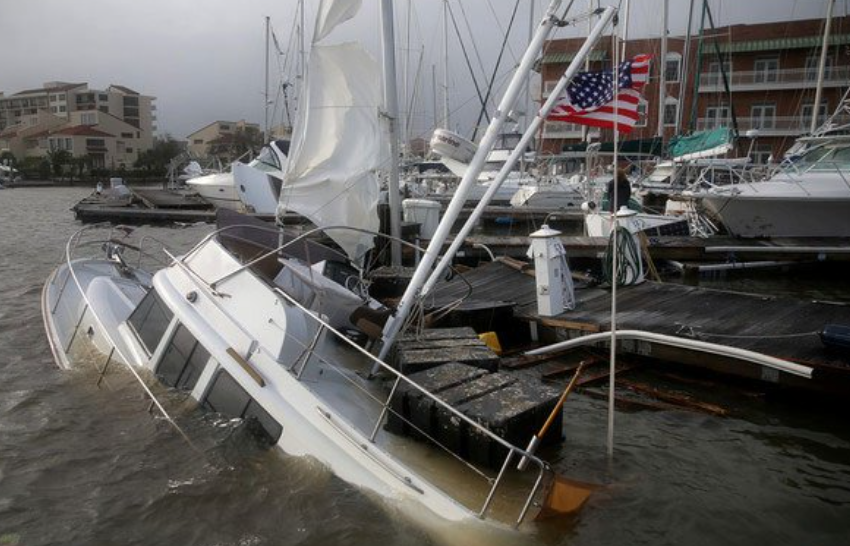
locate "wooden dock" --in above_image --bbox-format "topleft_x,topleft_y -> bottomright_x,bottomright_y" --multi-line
443,234 -> 850,263
427,259 -> 850,395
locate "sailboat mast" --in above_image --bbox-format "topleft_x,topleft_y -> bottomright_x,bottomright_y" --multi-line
656,0 -> 669,138
377,0 -> 569,362
380,0 -> 403,267
442,0 -> 450,129
677,0 -> 696,133
265,15 -> 270,143
810,0 -> 836,134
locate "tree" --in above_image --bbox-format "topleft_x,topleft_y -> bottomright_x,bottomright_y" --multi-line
47,149 -> 72,179
135,134 -> 183,176
208,126 -> 263,162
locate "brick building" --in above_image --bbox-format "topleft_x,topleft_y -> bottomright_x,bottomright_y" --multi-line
538,15 -> 850,160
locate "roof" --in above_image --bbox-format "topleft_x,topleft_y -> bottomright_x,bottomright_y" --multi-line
12,82 -> 86,96
52,126 -> 115,137
704,33 -> 850,54
538,50 -> 608,66
109,84 -> 139,95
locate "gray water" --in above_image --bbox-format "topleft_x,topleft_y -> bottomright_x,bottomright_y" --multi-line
1,187 -> 848,546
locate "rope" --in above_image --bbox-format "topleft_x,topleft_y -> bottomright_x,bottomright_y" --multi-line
602,226 -> 642,286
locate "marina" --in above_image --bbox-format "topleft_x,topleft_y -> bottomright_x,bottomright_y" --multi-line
3,0 -> 850,544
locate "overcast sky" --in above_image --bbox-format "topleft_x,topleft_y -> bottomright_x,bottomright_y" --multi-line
1,0 -> 843,142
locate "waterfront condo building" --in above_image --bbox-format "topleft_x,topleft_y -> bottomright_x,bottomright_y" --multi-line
538,15 -> 850,161
0,82 -> 156,169
186,119 -> 261,160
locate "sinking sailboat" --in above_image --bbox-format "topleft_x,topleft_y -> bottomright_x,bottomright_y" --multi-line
42,0 -> 616,537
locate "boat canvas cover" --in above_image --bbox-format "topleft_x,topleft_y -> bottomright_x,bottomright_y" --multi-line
668,127 -> 734,162
278,42 -> 388,262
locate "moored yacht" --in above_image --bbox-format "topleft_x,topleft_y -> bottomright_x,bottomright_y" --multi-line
186,139 -> 289,214
690,135 -> 850,238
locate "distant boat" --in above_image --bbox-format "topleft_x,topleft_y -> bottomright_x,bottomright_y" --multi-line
186,139 -> 289,214
690,135 -> 850,238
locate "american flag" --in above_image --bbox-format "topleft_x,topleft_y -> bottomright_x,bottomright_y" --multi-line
547,54 -> 651,134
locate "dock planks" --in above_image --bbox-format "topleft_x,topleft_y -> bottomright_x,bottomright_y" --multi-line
429,260 -> 850,394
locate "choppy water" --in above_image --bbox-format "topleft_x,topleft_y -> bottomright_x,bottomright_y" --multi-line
1,187 -> 848,546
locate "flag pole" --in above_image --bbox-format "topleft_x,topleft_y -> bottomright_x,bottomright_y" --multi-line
607,16 -> 620,461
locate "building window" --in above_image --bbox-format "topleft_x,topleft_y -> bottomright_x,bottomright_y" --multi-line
59,105 -> 66,113
99,93 -> 108,101
800,101 -> 829,130
664,53 -> 682,82
663,98 -> 678,127
193,138 -> 204,144
98,106 -> 109,113
219,124 -> 231,131
753,57 -> 779,83
128,289 -> 174,355
203,371 -> 283,446
81,112 -> 97,125
155,323 -> 210,392
65,138 -> 72,151
751,144 -> 773,165
705,105 -> 730,128
805,55 -> 833,81
750,103 -> 776,130
121,132 -> 134,138
125,147 -> 133,153
705,61 -> 732,85
542,80 -> 559,98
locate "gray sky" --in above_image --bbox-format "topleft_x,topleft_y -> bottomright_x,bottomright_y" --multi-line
1,0 -> 843,141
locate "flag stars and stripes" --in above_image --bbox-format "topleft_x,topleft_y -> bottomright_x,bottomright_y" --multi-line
548,54 -> 652,134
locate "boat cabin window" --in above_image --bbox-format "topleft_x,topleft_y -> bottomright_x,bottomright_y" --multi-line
794,145 -> 850,171
128,289 -> 174,356
155,323 -> 210,391
203,371 -> 282,446
253,145 -> 280,172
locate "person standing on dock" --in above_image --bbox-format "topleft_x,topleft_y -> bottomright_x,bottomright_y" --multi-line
606,168 -> 631,212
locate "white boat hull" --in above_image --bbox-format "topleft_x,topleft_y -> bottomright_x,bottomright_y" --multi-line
186,172 -> 242,210
702,193 -> 850,238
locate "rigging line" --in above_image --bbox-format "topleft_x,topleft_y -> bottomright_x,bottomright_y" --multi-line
446,1 -> 490,135
456,0 -> 492,100
473,0 -> 523,142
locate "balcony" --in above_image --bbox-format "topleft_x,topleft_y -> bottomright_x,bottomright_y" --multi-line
698,66 -> 850,93
695,114 -> 850,136
542,120 -> 602,139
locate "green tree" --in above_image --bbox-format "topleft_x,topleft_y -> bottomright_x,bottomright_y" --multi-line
47,149 -> 72,179
208,126 -> 263,162
0,150 -> 15,168
135,134 -> 183,176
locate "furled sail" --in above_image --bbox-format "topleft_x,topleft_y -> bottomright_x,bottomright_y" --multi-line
277,42 -> 388,262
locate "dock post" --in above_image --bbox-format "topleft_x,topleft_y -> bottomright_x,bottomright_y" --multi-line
529,225 -> 574,317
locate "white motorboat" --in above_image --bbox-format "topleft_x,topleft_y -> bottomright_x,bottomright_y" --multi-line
42,0 -> 613,538
186,139 -> 288,214
692,136 -> 850,238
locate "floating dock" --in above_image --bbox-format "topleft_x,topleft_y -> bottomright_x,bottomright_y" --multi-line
445,235 -> 850,263
427,259 -> 850,395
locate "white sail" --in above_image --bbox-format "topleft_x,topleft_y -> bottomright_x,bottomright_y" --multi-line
278,42 -> 388,262
314,0 -> 363,43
